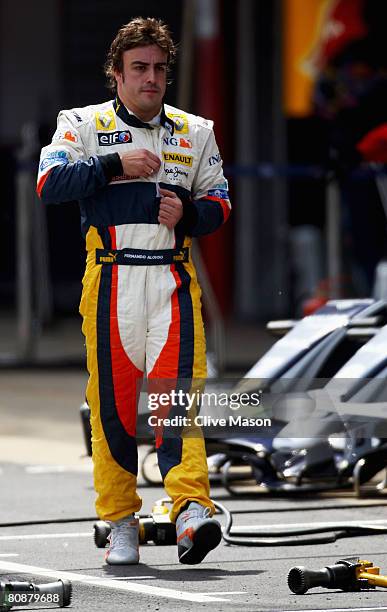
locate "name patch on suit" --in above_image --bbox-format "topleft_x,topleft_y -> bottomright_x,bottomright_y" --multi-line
162,152 -> 193,167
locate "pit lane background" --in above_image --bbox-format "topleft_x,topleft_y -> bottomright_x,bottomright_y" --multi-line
0,0 -> 342,332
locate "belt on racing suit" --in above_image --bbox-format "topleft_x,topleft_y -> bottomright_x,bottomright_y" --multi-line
96,246 -> 189,266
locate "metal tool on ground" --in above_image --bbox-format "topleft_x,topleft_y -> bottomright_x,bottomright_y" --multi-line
94,498 -> 176,548
94,499 -> 387,549
0,579 -> 71,609
288,558 -> 387,594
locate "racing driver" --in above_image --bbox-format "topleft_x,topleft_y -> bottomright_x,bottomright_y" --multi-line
37,17 -> 231,566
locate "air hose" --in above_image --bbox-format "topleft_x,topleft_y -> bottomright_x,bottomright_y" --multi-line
3,503 -> 387,548
213,501 -> 387,546
93,498 -> 387,548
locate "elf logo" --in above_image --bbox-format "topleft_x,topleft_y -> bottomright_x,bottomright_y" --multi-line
162,152 -> 193,167
98,131 -> 132,146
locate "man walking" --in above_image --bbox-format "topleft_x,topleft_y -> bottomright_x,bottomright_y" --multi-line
37,17 -> 231,566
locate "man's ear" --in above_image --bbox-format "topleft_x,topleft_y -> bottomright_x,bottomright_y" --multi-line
114,70 -> 123,85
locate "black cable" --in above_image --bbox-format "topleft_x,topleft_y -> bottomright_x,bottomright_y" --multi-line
0,517 -> 97,528
3,498 -> 387,528
213,501 -> 387,546
4,503 -> 387,548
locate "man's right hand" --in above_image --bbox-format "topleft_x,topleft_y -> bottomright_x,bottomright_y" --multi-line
119,149 -> 161,177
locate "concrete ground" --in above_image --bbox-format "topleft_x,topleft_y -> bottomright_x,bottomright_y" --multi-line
0,312 -> 274,374
1,369 -> 387,611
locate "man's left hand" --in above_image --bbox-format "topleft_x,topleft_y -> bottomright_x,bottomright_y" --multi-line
158,188 -> 183,229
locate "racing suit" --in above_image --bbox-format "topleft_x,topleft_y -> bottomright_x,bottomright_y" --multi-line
37,97 -> 231,522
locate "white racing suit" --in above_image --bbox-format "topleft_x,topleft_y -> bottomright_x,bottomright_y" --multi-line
37,97 -> 231,522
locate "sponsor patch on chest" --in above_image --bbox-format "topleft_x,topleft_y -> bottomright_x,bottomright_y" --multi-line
163,136 -> 192,148
95,110 -> 116,130
162,152 -> 193,167
163,166 -> 189,181
98,130 -> 132,146
166,112 -> 189,134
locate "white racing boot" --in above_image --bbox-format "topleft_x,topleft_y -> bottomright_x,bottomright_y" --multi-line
176,502 -> 222,564
105,514 -> 139,565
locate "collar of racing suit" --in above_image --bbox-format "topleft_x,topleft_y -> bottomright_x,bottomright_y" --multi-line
113,96 -> 175,135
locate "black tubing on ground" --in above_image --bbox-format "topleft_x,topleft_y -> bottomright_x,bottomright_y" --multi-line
213,501 -> 387,546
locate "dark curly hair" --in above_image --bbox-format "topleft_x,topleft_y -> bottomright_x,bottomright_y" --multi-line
104,17 -> 176,92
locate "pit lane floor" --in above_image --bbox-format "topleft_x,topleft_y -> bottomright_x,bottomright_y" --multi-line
2,370 -> 387,611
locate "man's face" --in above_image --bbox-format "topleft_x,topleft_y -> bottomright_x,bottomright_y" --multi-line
114,45 -> 168,121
